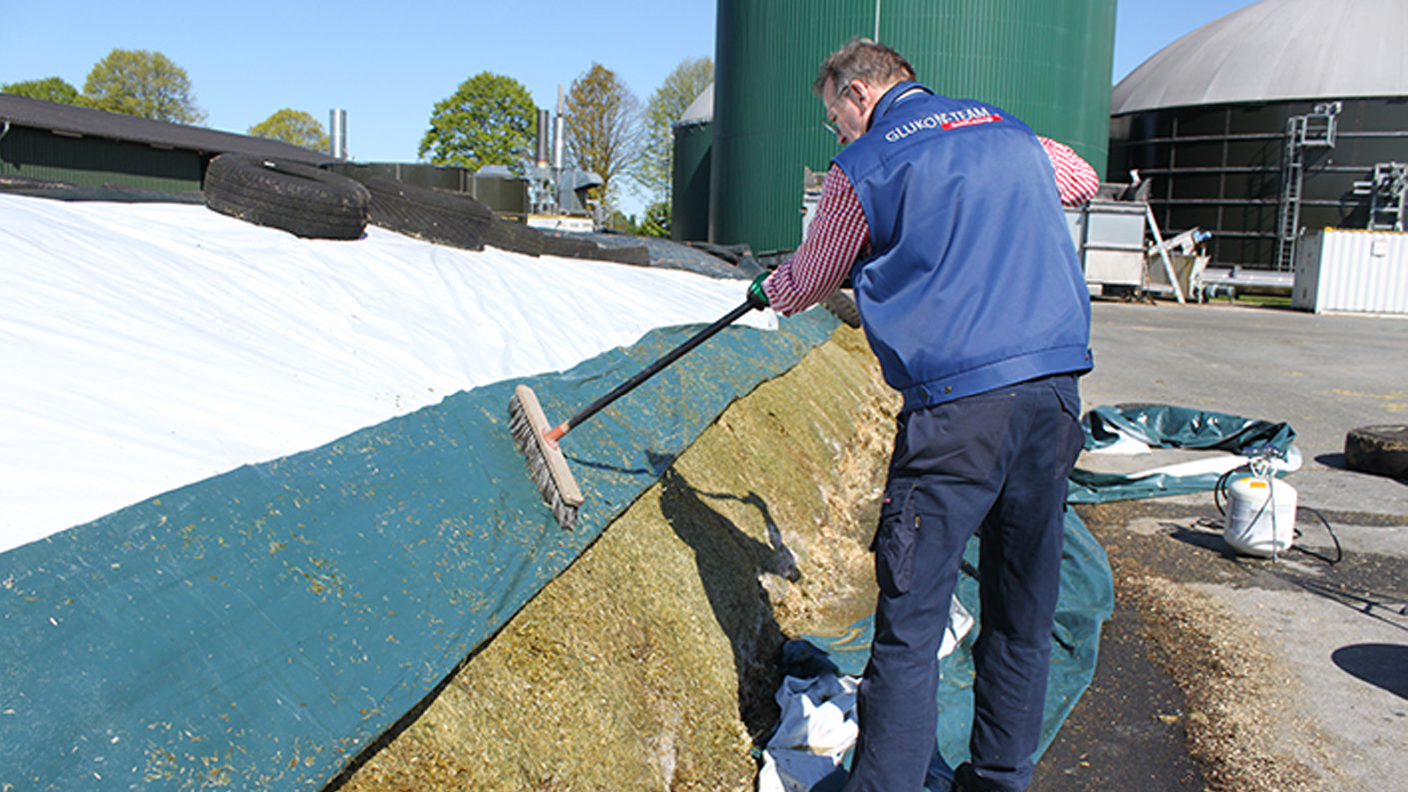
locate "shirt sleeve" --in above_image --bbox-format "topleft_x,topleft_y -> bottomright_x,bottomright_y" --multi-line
763,164 -> 870,316
764,138 -> 1095,315
1038,136 -> 1100,207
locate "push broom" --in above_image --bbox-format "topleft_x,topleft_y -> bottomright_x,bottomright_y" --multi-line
509,297 -> 763,530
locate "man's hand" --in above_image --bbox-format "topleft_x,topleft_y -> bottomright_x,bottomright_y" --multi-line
747,272 -> 771,308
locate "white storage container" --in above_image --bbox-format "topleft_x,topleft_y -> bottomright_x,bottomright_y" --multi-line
1293,229 -> 1408,314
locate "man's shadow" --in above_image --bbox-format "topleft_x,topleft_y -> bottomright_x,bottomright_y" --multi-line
657,467 -> 798,742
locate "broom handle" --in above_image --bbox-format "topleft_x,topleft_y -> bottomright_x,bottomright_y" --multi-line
546,300 -> 759,442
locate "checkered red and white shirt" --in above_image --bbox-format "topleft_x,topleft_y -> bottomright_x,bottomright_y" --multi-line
764,137 -> 1099,316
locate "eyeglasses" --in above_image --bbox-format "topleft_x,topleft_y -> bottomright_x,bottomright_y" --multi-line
823,83 -> 851,137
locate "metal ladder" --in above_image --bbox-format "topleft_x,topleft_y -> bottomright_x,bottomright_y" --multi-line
1353,162 -> 1408,231
1275,102 -> 1340,271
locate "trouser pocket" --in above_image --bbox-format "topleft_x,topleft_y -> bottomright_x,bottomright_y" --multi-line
872,481 -> 918,597
1050,375 -> 1085,480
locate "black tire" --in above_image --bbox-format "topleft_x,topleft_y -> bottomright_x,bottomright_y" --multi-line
684,240 -> 751,266
0,174 -> 77,192
542,234 -> 599,258
203,155 -> 369,240
341,175 -> 494,251
581,243 -> 651,266
484,218 -> 545,257
1345,425 -> 1408,479
538,232 -> 652,266
822,290 -> 862,327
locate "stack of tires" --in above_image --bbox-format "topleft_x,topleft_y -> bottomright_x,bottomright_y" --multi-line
202,155 -> 659,269
204,155 -> 504,252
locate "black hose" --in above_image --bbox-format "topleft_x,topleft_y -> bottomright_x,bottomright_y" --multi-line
1291,506 -> 1343,565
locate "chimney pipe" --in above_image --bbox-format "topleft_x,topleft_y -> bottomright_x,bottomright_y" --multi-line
536,109 -> 551,167
553,85 -> 565,170
329,109 -> 348,160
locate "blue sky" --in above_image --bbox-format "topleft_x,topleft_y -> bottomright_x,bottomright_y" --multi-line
2,0 -> 1256,204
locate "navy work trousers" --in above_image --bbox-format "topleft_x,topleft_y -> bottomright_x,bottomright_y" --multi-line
841,373 -> 1084,792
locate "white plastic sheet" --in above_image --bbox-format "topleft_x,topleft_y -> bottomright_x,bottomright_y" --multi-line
758,598 -> 973,792
0,194 -> 775,552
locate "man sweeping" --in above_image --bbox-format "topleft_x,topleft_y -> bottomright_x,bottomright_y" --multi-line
747,38 -> 1098,792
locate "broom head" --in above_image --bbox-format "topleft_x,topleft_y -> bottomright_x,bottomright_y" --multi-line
508,384 -> 584,529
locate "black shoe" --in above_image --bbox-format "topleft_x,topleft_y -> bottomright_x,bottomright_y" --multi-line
809,766 -> 849,792
951,762 -> 979,792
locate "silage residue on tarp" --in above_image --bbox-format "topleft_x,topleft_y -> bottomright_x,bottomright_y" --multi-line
331,325 -> 900,791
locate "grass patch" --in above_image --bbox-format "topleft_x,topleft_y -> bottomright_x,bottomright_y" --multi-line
1234,293 -> 1293,308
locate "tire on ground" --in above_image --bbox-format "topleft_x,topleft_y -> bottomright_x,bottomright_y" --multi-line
203,154 -> 369,240
347,175 -> 494,251
1345,425 -> 1408,480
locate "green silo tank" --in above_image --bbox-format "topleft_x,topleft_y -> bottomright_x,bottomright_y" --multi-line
671,83 -> 715,242
711,0 -> 1116,252
671,121 -> 713,242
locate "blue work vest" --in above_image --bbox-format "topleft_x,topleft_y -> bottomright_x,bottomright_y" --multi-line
833,82 -> 1092,412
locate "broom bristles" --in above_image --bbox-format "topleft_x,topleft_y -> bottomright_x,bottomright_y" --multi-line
508,385 -> 584,530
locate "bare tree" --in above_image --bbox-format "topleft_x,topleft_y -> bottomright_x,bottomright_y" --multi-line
563,63 -> 642,218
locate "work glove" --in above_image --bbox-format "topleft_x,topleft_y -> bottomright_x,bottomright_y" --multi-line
747,271 -> 771,309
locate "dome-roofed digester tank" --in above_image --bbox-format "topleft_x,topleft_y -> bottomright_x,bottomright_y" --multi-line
1109,0 -> 1408,269
710,0 -> 1117,252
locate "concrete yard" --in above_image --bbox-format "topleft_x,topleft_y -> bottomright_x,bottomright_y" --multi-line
1034,300 -> 1407,792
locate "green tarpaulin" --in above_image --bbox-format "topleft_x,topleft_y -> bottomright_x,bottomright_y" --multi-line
0,311 -> 836,790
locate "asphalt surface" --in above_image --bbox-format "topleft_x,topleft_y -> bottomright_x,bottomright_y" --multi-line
1030,299 -> 1408,792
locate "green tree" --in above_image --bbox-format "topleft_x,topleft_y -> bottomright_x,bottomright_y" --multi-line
82,48 -> 205,124
634,57 -> 712,209
633,200 -> 671,238
420,72 -> 537,172
248,109 -> 330,152
2,76 -> 79,104
563,63 -> 642,212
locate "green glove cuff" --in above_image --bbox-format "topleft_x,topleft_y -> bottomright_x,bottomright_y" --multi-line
747,272 -> 771,308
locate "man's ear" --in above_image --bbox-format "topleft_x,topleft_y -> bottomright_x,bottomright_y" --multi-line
844,78 -> 867,104
848,79 -> 873,107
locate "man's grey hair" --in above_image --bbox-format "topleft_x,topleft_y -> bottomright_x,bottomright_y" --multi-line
813,37 -> 916,96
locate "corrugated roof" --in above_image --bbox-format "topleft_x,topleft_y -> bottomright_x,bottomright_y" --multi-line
0,93 -> 334,165
1112,0 -> 1408,115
